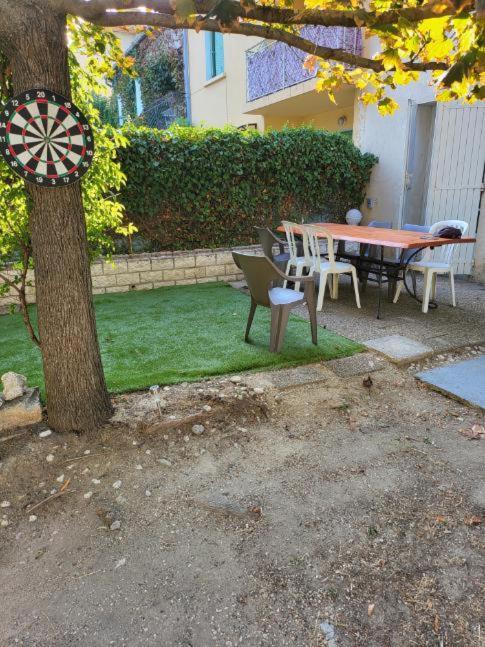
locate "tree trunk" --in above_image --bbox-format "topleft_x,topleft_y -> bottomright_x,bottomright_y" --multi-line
0,1 -> 112,432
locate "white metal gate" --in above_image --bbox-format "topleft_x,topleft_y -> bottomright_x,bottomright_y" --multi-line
425,102 -> 485,274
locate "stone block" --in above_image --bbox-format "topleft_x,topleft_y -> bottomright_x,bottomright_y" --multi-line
163,268 -> 185,281
127,259 -> 152,272
197,277 -> 218,284
0,388 -> 42,432
174,255 -> 195,269
151,257 -> 174,270
175,279 -> 195,286
216,252 -> 233,265
92,288 -> 106,295
116,272 -> 140,286
153,281 -> 175,288
141,270 -> 165,282
205,266 -> 220,277
92,274 -> 115,288
184,267 -> 206,280
104,260 -> 128,275
196,254 -> 217,267
90,262 -> 104,276
106,285 -> 129,293
225,263 -> 239,275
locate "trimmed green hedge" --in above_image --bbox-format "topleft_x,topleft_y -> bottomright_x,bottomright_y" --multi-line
118,125 -> 377,250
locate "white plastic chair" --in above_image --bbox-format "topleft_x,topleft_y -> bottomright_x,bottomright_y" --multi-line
281,220 -> 313,291
393,219 -> 468,313
305,224 -> 361,311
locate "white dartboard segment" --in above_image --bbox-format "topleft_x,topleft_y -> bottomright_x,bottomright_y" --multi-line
0,88 -> 94,188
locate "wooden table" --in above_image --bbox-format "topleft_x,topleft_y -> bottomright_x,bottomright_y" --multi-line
277,223 -> 476,318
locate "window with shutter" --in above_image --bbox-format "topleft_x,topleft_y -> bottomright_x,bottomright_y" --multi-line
205,32 -> 224,80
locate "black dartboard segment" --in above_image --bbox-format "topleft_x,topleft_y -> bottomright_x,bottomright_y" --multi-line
0,88 -> 94,188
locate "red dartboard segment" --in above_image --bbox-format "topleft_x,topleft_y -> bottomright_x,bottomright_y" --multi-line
0,88 -> 94,188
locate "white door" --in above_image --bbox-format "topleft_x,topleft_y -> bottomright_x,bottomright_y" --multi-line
425,102 -> 485,274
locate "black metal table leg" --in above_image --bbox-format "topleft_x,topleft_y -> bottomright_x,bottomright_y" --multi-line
376,245 -> 384,319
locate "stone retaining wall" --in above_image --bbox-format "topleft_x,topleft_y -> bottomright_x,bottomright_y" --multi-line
0,245 -> 257,312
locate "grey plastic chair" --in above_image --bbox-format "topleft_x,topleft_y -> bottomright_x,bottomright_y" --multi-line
232,252 -> 317,353
255,227 -> 290,272
358,221 -> 396,299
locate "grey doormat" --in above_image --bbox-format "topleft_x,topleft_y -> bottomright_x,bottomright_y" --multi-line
416,355 -> 485,409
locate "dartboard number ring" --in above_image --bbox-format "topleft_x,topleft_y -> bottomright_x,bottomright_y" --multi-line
0,88 -> 94,188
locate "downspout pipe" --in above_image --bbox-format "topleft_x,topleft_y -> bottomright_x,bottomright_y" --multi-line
182,30 -> 192,125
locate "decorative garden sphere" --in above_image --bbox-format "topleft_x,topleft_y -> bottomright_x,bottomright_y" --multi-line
345,209 -> 362,226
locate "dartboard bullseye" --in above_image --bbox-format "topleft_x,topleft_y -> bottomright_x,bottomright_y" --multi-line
0,88 -> 94,188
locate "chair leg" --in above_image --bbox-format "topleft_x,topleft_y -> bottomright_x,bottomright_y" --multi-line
387,270 -> 398,302
317,271 -> 328,312
275,305 -> 292,353
393,280 -> 403,304
431,273 -> 437,301
269,304 -> 281,352
449,269 -> 456,306
304,283 -> 318,346
350,267 -> 361,309
411,271 -> 417,297
422,270 -> 432,314
245,298 -> 257,342
283,261 -> 291,289
294,264 -> 304,293
331,273 -> 339,300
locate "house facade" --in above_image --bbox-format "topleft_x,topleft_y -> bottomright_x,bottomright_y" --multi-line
184,28 -> 485,281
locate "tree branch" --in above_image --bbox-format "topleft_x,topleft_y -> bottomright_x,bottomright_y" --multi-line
51,0 -> 474,28
0,255 -> 40,346
81,11 -> 448,72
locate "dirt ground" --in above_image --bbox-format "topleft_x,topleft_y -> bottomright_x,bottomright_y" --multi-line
0,351 -> 484,647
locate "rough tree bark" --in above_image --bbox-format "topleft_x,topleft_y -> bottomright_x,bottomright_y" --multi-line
0,0 -> 112,432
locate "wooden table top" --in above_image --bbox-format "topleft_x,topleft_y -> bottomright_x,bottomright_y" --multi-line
277,223 -> 476,249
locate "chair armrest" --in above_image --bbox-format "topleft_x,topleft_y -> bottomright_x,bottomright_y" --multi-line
267,229 -> 286,254
272,264 -> 316,284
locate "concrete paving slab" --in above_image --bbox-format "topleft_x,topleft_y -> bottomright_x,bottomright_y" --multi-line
244,363 -> 332,390
416,355 -> 485,409
364,335 -> 433,364
326,351 -> 388,378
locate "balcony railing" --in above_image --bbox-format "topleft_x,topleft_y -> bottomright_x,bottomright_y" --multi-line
246,26 -> 362,103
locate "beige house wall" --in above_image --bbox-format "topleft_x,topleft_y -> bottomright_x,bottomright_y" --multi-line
264,105 -> 354,132
186,32 -> 483,282
187,32 -> 264,130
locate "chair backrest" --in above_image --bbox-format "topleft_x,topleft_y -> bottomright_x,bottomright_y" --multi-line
281,220 -> 311,264
256,227 -> 276,260
361,221 -> 392,257
232,252 -> 280,307
368,220 -> 392,229
424,219 -> 468,265
401,223 -> 431,262
305,224 -> 336,271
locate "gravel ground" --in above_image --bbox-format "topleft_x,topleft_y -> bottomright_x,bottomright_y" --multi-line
293,276 -> 485,351
0,350 -> 484,647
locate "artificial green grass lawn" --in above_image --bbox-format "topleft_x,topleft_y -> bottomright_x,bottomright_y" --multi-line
0,282 -> 362,398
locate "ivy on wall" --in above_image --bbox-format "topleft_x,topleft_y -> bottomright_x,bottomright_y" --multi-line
111,30 -> 185,125
117,125 -> 377,250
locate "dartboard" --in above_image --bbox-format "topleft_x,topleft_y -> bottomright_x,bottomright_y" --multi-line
0,88 -> 94,188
